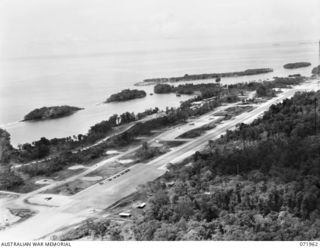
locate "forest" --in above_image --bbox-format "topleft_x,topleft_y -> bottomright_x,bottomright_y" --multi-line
23,105 -> 83,121
128,90 -> 320,241
105,89 -> 146,103
312,65 -> 320,75
227,76 -> 305,93
154,77 -> 305,99
154,83 -> 221,98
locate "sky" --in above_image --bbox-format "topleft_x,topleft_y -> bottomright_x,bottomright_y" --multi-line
0,0 -> 319,58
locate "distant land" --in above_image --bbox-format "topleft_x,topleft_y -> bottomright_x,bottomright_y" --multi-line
105,89 -> 147,103
135,68 -> 273,86
283,62 -> 311,69
23,106 -> 83,121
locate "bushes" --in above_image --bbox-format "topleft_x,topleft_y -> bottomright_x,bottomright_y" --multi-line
311,65 -> 320,75
135,142 -> 163,161
0,128 -> 13,164
0,168 -> 24,190
256,84 -> 275,97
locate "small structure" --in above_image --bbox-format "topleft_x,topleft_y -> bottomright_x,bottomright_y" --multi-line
137,202 -> 146,209
166,181 -> 175,187
119,212 -> 131,218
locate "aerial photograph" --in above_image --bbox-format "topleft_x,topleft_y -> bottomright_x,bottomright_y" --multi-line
0,0 -> 319,245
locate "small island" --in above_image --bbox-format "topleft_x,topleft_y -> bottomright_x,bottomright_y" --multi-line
105,89 -> 146,103
283,62 -> 311,69
23,105 -> 83,121
135,68 -> 273,86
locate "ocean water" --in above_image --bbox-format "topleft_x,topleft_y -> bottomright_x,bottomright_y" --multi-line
0,40 -> 318,146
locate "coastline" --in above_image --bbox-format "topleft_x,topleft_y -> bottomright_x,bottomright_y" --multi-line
1,40 -> 318,146
2,72 -> 315,147
1,79 -> 319,240
3,93 -> 193,147
1,75 -> 309,163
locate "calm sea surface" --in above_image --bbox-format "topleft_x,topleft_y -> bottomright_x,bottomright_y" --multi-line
0,40 -> 318,146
